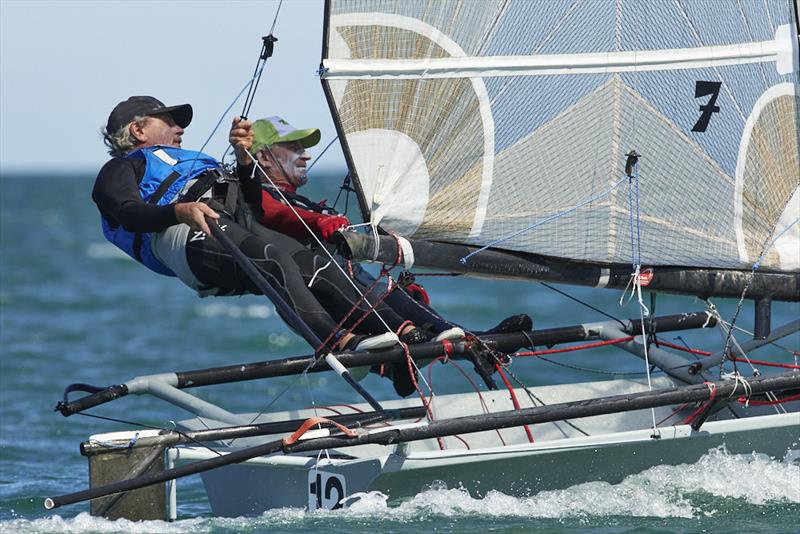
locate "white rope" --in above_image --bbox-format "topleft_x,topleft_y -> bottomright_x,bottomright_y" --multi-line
307,260 -> 333,288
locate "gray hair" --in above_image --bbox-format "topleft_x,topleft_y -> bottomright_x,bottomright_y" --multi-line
101,115 -> 148,157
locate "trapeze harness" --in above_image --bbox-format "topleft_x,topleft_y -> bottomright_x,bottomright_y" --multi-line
100,146 -> 236,276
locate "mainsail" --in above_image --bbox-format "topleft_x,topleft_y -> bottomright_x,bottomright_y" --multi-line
320,0 -> 800,276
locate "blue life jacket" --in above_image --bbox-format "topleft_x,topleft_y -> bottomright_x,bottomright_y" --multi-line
101,146 -> 221,276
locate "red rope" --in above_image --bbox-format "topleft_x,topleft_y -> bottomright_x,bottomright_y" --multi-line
515,336 -> 634,357
656,340 -> 711,356
495,363 -> 534,443
402,343 -> 445,450
658,341 -> 800,369
427,356 -> 504,447
315,271 -> 386,353
737,393 -> 800,406
682,382 -> 717,425
729,357 -> 800,370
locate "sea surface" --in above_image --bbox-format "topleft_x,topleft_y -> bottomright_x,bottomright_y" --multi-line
1,174 -> 798,534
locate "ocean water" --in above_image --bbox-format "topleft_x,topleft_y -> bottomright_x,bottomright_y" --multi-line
1,174 -> 798,534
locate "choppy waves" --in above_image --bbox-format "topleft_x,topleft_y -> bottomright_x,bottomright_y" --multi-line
4,447 -> 799,533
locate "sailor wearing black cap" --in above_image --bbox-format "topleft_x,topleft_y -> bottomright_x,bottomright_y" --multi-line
92,96 -> 399,355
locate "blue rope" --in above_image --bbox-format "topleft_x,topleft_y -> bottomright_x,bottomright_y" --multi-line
752,216 -> 800,271
306,135 -> 339,173
460,175 -> 629,264
627,160 -> 642,268
635,162 -> 642,266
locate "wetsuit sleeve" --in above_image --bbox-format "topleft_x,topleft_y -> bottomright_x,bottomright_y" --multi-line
92,158 -> 178,232
259,190 -> 327,240
235,162 -> 264,219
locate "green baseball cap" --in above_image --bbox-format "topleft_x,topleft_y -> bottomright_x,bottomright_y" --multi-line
250,116 -> 321,154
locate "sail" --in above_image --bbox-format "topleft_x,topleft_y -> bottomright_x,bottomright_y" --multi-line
321,0 -> 800,273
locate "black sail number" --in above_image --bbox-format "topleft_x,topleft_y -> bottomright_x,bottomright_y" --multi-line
692,81 -> 722,132
308,470 -> 346,510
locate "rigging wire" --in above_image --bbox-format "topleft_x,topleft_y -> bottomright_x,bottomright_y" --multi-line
460,175 -> 628,264
540,282 -> 626,328
718,217 -> 800,373
246,149 -> 394,332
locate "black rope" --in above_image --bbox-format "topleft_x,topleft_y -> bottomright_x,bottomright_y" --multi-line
498,363 -> 589,436
540,282 -> 626,328
536,355 -> 661,377
240,0 -> 283,119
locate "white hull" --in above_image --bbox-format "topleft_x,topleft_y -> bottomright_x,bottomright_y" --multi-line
161,377 -> 800,517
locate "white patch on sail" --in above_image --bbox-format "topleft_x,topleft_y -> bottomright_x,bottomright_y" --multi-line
327,13 -> 495,238
771,187 -> 800,271
326,22 -> 350,107
775,24 -> 799,75
733,82 -> 797,266
346,129 -> 429,236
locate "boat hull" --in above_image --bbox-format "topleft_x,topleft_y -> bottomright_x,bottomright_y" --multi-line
167,378 -> 800,517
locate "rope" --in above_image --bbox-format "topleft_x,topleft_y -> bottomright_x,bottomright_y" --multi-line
401,343 -> 444,450
729,357 -> 800,370
282,416 -> 358,446
515,336 -> 634,357
305,135 -> 339,173
737,393 -> 800,406
536,355 -> 659,376
495,364 -> 534,443
682,382 -> 717,425
540,282 -> 627,328
427,356 -> 506,446
623,157 -> 659,437
719,216 -> 800,373
460,175 -> 629,264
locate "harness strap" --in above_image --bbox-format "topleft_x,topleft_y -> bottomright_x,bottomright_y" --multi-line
181,168 -> 224,203
133,170 -> 181,261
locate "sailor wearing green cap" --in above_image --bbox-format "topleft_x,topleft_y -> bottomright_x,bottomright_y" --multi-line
247,116 -> 533,397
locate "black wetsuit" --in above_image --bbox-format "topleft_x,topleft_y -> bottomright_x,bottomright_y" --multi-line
92,157 -> 408,345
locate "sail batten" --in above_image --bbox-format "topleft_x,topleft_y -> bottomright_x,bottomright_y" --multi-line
324,29 -> 792,79
323,0 -> 800,276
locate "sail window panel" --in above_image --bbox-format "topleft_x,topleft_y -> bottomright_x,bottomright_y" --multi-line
484,0 -> 616,56
676,0 -> 792,46
613,89 -> 739,269
487,74 -> 610,155
619,65 -> 754,179
483,82 -> 618,263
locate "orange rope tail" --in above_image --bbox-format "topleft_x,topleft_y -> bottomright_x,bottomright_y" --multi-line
283,417 -> 358,446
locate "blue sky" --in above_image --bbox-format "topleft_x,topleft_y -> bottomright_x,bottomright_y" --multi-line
0,0 -> 345,173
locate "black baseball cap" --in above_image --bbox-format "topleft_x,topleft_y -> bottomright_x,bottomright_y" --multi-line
106,96 -> 193,133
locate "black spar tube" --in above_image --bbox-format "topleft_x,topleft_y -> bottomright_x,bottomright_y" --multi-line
56,312 -> 716,416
